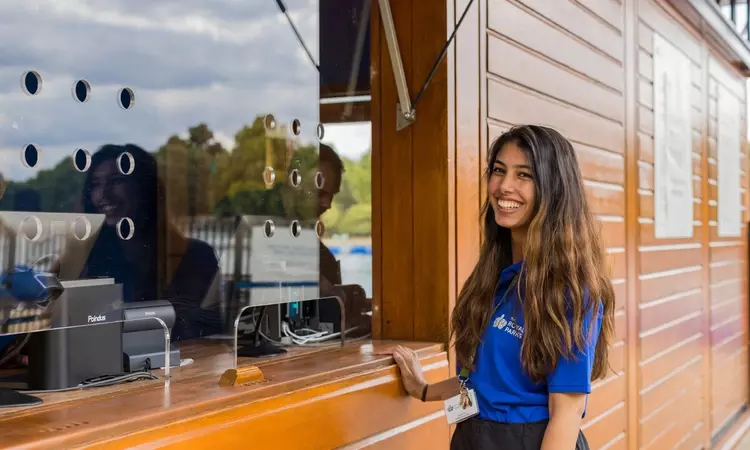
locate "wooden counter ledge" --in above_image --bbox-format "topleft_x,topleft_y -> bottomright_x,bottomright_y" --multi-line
0,340 -> 451,450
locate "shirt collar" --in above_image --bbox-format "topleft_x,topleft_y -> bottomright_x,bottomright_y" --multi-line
500,260 -> 524,283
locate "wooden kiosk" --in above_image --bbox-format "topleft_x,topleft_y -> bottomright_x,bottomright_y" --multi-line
2,0 -> 750,449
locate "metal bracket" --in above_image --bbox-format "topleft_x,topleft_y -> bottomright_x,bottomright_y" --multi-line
397,103 -> 416,131
379,0 -> 415,131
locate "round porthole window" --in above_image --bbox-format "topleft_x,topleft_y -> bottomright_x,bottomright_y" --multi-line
73,80 -> 91,103
314,172 -> 325,189
21,71 -> 42,96
22,144 -> 40,168
20,216 -> 43,242
116,217 -> 135,240
71,216 -> 93,241
73,148 -> 92,172
117,152 -> 135,175
290,169 -> 302,187
290,220 -> 301,238
263,166 -> 276,186
118,87 -> 135,110
291,119 -> 302,136
264,114 -> 277,131
263,220 -> 275,238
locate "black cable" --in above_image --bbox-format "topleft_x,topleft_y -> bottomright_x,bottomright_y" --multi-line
411,0 -> 476,112
21,371 -> 157,394
275,0 -> 320,73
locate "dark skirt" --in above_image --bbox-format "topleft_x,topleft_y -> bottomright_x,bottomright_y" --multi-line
450,418 -> 589,450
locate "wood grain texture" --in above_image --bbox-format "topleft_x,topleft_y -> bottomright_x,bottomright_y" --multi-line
706,51 -> 749,440
375,0 -> 452,343
218,365 -> 265,386
484,1 -> 628,448
472,1 -> 748,449
0,341 -> 450,449
370,0 -> 383,341
635,0 -> 748,447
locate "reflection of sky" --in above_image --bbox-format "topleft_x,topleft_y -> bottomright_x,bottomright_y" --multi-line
322,122 -> 371,161
0,0 -> 370,181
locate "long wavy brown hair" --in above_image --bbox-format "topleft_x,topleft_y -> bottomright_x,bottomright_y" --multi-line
450,125 -> 615,382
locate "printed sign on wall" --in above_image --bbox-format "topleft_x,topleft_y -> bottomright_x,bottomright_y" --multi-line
653,34 -> 694,239
717,85 -> 742,238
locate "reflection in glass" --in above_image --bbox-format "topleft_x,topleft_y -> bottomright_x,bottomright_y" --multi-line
21,144 -> 40,169
117,151 -> 135,176
72,80 -> 91,103
118,87 -> 136,110
318,124 -> 373,299
21,71 -> 42,96
0,0 -> 374,378
73,148 -> 92,173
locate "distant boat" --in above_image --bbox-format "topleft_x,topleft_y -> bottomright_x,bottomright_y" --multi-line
325,246 -> 372,256
349,246 -> 372,255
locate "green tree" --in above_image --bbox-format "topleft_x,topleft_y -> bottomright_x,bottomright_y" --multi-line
0,157 -> 85,212
155,122 -> 229,217
322,148 -> 372,237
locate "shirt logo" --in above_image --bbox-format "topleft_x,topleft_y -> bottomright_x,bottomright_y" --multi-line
493,314 -> 524,339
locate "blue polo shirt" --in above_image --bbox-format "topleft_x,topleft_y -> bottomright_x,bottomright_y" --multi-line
463,261 -> 603,423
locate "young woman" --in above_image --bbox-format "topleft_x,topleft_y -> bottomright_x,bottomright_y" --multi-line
391,125 -> 615,450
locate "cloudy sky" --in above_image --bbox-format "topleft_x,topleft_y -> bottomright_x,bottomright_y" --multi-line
0,0 -> 371,182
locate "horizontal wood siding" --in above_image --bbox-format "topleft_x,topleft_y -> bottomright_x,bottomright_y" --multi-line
707,53 -> 749,438
477,0 -> 749,449
637,1 -> 707,448
486,1 -> 627,448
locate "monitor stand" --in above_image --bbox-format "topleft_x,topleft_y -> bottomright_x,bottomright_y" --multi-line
237,305 -> 287,358
0,388 -> 42,408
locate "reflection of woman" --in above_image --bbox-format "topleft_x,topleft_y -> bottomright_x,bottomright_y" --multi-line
59,144 -> 222,341
390,126 -> 615,450
315,144 -> 370,332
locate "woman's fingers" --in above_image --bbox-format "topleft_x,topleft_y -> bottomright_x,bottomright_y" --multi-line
393,351 -> 409,372
394,346 -> 412,361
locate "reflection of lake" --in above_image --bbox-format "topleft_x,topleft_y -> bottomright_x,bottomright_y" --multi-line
325,238 -> 373,298
336,252 -> 372,298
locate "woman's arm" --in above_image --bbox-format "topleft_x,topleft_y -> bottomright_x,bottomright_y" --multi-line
541,392 -> 586,450
543,298 -> 604,449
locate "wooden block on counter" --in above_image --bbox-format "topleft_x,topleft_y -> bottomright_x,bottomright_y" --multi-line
219,365 -> 265,387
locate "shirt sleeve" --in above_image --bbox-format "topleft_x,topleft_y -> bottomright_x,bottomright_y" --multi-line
546,299 -> 603,394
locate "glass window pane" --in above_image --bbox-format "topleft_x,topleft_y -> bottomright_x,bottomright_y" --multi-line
0,0 -> 373,380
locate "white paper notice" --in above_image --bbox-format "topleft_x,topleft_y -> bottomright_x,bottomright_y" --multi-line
653,34 -> 694,239
717,85 -> 742,237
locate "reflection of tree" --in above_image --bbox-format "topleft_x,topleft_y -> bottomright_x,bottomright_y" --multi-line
0,158 -> 83,212
155,129 -> 220,218
323,151 -> 371,236
0,115 -> 372,236
209,116 -> 318,219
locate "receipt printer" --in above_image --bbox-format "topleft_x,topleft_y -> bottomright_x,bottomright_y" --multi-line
27,278 -> 124,390
123,300 -> 180,372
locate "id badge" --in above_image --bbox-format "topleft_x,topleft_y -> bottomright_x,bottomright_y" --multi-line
443,388 -> 479,425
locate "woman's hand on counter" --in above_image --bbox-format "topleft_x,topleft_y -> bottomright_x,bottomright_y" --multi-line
390,345 -> 428,399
